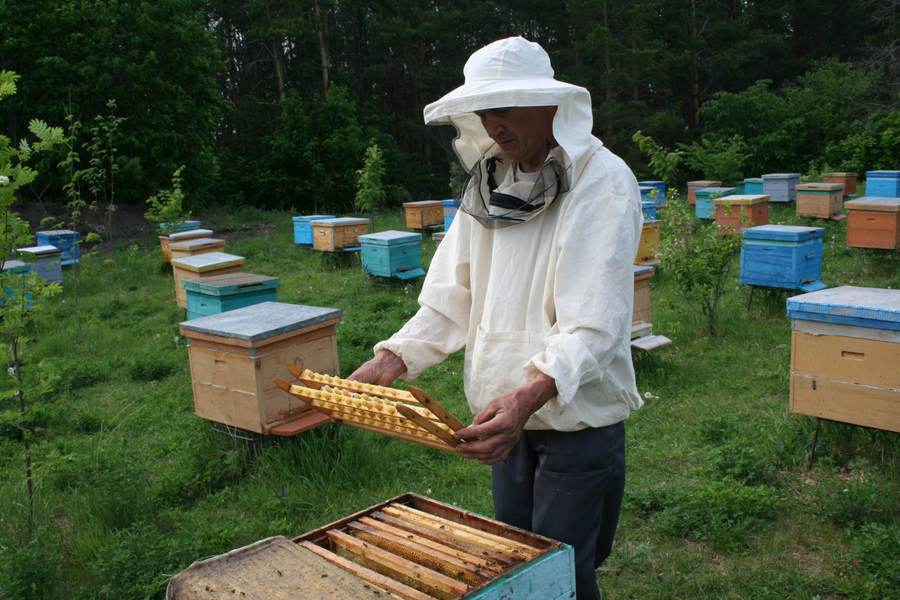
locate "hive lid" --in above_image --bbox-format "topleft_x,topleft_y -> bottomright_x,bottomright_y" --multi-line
844,196 -> 900,212
796,182 -> 843,192
403,200 -> 444,207
182,273 -> 280,295
762,173 -> 801,179
165,228 -> 213,241
823,172 -> 857,177
159,220 -> 201,233
17,245 -> 62,256
639,180 -> 665,186
713,194 -> 769,206
741,224 -> 824,241
171,252 -> 245,272
643,218 -> 662,226
37,229 -> 78,236
633,265 -> 655,279
694,187 -> 736,197
358,230 -> 422,245
787,286 -> 900,330
687,180 -> 721,186
743,177 -> 764,184
441,199 -> 460,207
865,170 -> 900,179
180,302 -> 342,341
291,214 -> 335,223
313,217 -> 370,226
2,259 -> 29,272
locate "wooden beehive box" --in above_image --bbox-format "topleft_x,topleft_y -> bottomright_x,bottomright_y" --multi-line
179,302 -> 341,435
635,219 -> 661,264
864,170 -> 900,198
433,231 -> 446,245
158,228 -> 214,262
632,265 -> 654,332
823,172 -> 857,196
713,194 -> 769,234
169,237 -> 226,261
16,245 -> 63,284
183,273 -> 280,320
739,225 -> 827,292
312,217 -> 370,252
844,196 -> 900,250
762,173 -> 801,202
404,201 -> 444,229
687,180 -> 721,205
743,178 -> 764,195
166,493 -> 575,600
292,215 -> 335,245
787,286 -> 900,434
796,182 -> 845,219
35,230 -> 80,265
171,252 -> 245,309
360,230 -> 426,280
694,187 -> 736,219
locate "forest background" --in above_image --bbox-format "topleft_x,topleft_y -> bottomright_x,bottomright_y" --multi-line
3,0 -> 900,214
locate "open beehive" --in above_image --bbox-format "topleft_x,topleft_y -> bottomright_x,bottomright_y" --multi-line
166,493 -> 575,600
275,366 -> 465,453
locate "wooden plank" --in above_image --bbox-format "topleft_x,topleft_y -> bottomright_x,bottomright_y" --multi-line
298,541 -> 434,600
790,374 -> 900,433
356,516 -> 503,573
383,506 -> 538,559
407,386 -> 466,432
631,334 -> 672,353
268,411 -> 332,436
326,529 -> 470,596
396,404 -> 459,447
792,331 -> 900,389
346,521 -> 487,585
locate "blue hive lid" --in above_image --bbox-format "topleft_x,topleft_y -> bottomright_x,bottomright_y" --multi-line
359,230 -> 423,246
633,265 -> 655,278
787,286 -> 900,330
441,199 -> 461,207
762,173 -> 801,180
695,187 -> 736,197
292,215 -> 335,223
741,224 -> 824,242
865,170 -> 900,179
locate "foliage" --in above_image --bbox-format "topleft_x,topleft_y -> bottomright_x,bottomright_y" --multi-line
0,70 -> 65,521
355,143 -> 387,213
632,130 -> 684,184
678,134 -> 749,185
82,100 -> 125,254
144,166 -> 190,232
657,190 -> 743,337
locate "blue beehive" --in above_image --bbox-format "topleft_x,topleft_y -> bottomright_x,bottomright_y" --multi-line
443,199 -> 459,231
641,200 -> 658,220
359,230 -> 426,280
160,220 -> 202,233
762,173 -> 801,202
743,178 -> 764,195
864,171 -> 900,198
639,181 -> 666,206
2,260 -> 32,307
17,245 -> 63,284
35,230 -> 80,265
292,215 -> 335,245
694,187 -> 736,219
184,273 -> 281,320
740,225 -> 827,292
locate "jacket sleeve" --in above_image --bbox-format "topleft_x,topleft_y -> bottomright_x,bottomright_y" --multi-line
374,215 -> 473,380
524,155 -> 643,413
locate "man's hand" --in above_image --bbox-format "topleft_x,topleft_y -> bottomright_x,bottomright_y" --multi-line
347,349 -> 407,386
454,374 -> 557,465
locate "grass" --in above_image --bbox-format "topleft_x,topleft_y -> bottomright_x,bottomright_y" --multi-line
1,201 -> 899,599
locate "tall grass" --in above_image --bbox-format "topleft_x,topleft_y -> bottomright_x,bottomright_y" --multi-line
0,203 -> 897,599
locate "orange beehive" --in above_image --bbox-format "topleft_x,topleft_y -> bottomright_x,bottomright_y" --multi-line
713,194 -> 769,234
403,201 -> 444,229
822,172 -> 857,196
687,180 -> 721,205
635,219 -> 661,264
845,196 -> 900,249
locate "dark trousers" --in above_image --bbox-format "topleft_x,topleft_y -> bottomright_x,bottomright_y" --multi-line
492,423 -> 626,600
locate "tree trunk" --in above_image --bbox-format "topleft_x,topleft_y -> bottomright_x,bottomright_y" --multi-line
314,0 -> 330,99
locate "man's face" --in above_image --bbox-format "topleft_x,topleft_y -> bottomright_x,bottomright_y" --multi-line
474,106 -> 557,173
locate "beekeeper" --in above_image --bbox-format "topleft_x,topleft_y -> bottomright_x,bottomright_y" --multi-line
349,36 -> 643,599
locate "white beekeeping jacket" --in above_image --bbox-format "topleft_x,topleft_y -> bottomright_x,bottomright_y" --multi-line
375,37 -> 644,431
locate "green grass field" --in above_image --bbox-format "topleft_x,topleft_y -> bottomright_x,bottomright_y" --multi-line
1,202 -> 898,599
